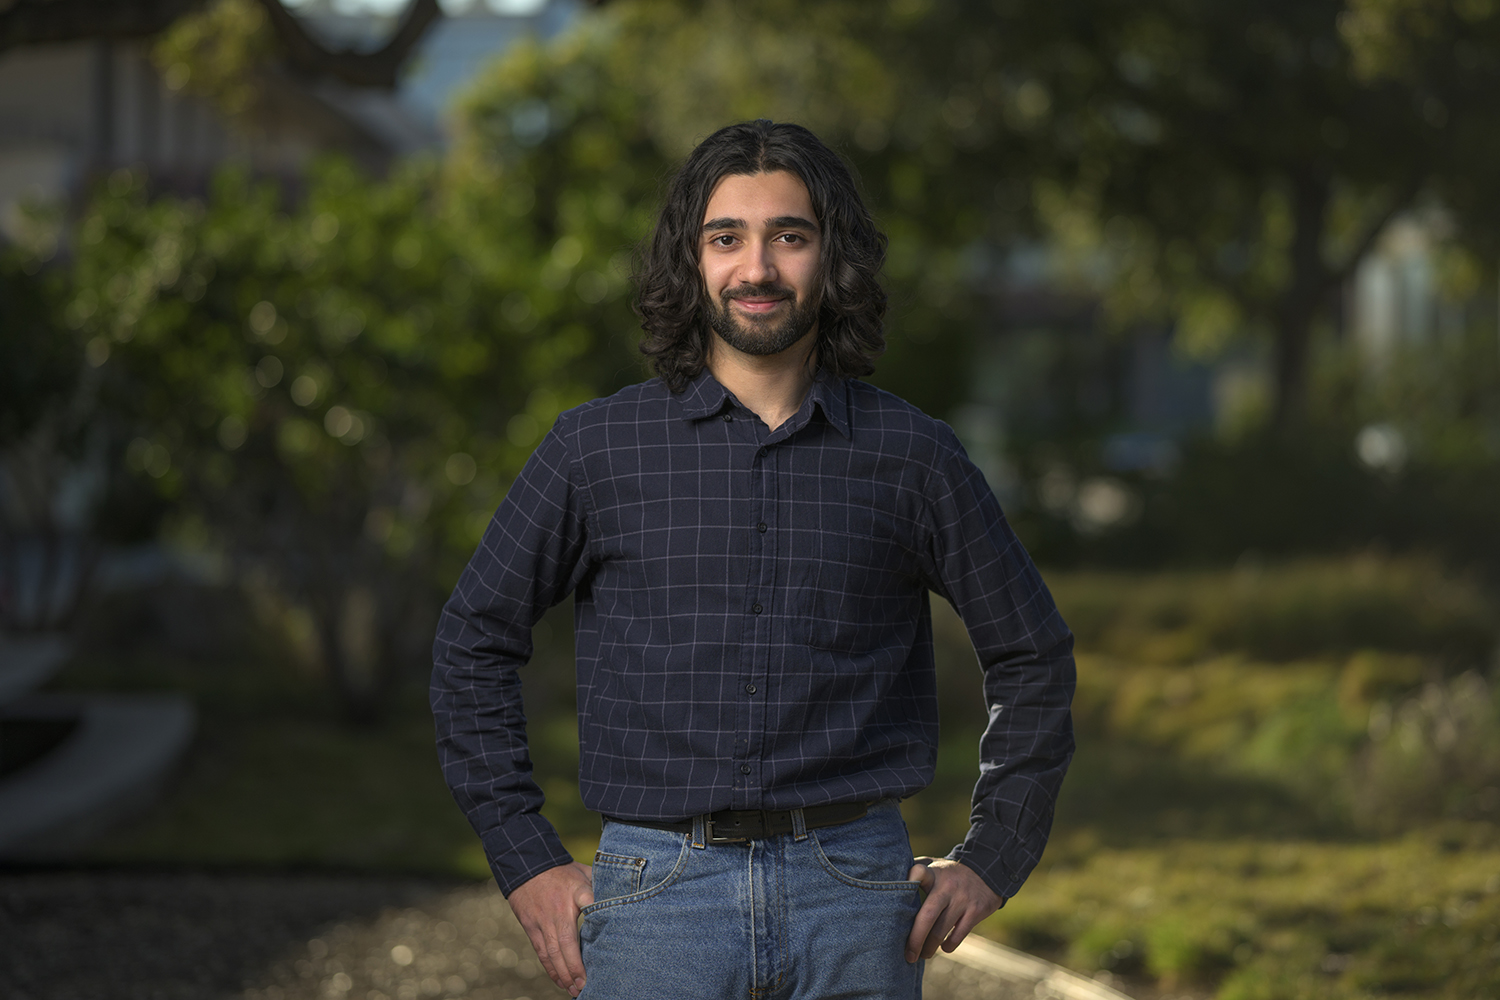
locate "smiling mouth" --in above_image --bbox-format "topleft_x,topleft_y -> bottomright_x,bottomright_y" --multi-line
732,297 -> 786,314
724,284 -> 794,315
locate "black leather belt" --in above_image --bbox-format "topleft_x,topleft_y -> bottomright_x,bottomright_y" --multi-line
606,801 -> 871,844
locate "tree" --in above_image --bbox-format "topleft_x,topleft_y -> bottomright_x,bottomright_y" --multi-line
48,0 -> 1016,713
59,114 -> 654,717
61,159 -> 584,719
946,0 -> 1500,430
1338,0 -> 1500,257
0,245 -> 99,631
63,0 -> 1500,712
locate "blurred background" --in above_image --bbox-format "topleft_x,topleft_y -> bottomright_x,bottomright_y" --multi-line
1,0 -> 1499,998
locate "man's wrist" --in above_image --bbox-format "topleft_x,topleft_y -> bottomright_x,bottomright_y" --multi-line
946,843 -> 1023,902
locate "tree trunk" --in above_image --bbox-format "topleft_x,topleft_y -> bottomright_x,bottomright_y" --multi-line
1271,297 -> 1320,432
1270,172 -> 1333,433
314,584 -> 391,726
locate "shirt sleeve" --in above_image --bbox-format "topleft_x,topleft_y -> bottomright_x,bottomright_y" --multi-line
920,426 -> 1076,901
430,413 -> 593,896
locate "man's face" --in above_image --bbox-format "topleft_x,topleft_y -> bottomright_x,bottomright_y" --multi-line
698,170 -> 822,358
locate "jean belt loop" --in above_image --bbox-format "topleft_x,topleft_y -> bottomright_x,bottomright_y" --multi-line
691,814 -> 707,850
791,807 -> 808,842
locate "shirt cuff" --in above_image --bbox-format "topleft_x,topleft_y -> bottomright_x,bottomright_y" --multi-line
480,812 -> 575,897
946,828 -> 1030,901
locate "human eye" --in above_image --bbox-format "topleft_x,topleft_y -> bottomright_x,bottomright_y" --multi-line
708,233 -> 737,248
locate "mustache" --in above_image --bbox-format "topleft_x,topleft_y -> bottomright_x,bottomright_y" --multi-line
721,283 -> 796,302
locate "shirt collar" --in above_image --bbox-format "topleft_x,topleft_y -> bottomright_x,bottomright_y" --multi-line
677,369 -> 735,420
806,370 -> 851,439
677,368 -> 851,440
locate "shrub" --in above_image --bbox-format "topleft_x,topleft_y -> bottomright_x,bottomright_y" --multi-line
1049,554 -> 1497,666
1350,671 -> 1500,832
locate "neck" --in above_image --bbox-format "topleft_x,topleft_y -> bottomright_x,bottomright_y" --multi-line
705,329 -> 817,431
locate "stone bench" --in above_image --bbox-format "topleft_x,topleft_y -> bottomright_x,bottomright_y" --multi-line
0,692 -> 196,859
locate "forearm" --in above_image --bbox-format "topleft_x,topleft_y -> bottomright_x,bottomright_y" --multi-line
948,633 -> 1076,899
432,606 -> 574,895
431,415 -> 592,894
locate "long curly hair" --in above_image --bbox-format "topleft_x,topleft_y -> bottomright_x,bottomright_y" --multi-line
635,120 -> 888,392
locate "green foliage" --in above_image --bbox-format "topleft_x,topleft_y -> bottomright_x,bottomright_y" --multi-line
1002,0 -> 1500,424
1051,555 -> 1496,664
957,555 -> 1500,996
0,234 -> 117,628
0,252 -> 76,446
1057,556 -> 1500,830
1352,670 -> 1500,832
152,0 -> 275,120
1007,321 -> 1500,576
998,836 -> 1500,998
63,153 -> 640,716
1346,325 -> 1500,467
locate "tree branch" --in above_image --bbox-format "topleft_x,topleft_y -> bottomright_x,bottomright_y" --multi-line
2,0 -> 614,84
253,0 -> 439,90
0,0 -> 201,54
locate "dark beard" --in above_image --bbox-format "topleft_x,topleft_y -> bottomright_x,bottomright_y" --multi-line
706,283 -> 819,357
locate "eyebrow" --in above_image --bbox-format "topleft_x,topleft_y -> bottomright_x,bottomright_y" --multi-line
701,215 -> 820,234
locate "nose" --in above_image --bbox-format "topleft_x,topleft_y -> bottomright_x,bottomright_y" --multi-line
739,240 -> 777,286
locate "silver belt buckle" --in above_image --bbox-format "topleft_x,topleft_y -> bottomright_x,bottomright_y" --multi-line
705,815 -> 749,844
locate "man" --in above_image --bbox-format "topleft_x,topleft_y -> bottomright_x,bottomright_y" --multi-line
432,119 -> 1074,999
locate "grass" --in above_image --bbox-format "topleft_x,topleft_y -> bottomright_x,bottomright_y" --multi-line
991,831 -> 1500,998
955,554 -> 1500,998
1048,553 -> 1495,666
38,554 -> 1500,999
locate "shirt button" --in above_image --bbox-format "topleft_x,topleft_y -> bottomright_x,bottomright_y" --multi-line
745,684 -> 757,694
722,412 -> 733,422
751,603 -> 763,614
740,764 -> 752,774
757,522 -> 767,533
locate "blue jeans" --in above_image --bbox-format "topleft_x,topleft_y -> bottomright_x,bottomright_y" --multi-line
579,799 -> 924,999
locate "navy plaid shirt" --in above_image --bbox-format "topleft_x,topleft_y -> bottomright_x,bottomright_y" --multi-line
432,370 -> 1075,900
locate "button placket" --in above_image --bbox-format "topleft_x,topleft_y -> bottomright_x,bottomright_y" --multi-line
734,428 -> 777,806
727,408 -> 756,798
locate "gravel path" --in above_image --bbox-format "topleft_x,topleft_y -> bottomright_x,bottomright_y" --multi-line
0,871 -> 1031,1000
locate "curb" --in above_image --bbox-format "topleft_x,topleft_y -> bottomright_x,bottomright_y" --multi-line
944,935 -> 1136,1000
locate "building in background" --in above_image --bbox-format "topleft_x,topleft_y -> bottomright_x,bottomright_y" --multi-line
0,0 -> 580,244
1349,211 -> 1478,372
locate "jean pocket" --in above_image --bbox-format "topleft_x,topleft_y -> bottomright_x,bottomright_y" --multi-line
580,829 -> 692,916
590,851 -> 647,905
809,818 -> 923,893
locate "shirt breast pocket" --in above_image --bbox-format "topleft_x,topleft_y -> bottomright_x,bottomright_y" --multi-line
794,526 -> 921,656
